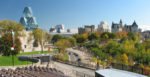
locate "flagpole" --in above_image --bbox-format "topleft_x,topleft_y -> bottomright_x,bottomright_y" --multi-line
11,30 -> 15,66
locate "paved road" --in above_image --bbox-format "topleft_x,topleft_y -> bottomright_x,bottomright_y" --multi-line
66,48 -> 92,64
67,50 -> 81,62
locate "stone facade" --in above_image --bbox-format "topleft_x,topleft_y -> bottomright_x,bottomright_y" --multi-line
98,21 -> 110,32
111,20 -> 123,33
111,20 -> 140,33
78,25 -> 95,34
19,31 -> 48,53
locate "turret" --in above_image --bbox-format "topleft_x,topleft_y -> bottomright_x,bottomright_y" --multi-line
132,20 -> 138,27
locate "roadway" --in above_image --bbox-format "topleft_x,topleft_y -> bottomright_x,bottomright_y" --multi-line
67,50 -> 81,62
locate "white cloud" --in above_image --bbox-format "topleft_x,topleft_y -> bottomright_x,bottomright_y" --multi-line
139,25 -> 150,32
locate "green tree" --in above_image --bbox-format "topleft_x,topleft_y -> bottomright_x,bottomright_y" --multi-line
88,33 -> 98,41
31,28 -> 47,53
74,34 -> 87,47
127,32 -> 136,41
143,39 -> 150,51
121,53 -> 128,64
0,33 -> 22,56
103,41 -> 125,57
51,34 -> 64,44
54,39 -> 70,53
135,42 -> 144,52
0,20 -> 25,37
90,48 -> 108,60
68,37 -> 76,47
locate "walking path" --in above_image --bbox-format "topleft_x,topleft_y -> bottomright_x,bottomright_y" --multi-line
66,48 -> 92,64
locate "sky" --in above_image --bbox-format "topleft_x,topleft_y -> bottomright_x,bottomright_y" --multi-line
0,0 -> 150,31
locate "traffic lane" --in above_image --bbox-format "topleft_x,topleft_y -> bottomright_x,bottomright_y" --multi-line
67,50 -> 81,62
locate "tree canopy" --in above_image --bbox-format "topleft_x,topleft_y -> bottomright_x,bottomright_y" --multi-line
0,20 -> 25,37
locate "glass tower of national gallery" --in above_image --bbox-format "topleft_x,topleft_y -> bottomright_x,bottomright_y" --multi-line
20,7 -> 38,31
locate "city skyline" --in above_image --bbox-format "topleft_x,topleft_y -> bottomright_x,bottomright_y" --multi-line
0,0 -> 150,31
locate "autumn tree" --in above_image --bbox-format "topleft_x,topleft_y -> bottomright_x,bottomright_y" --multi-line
121,53 -> 128,64
117,31 -> 128,38
68,37 -> 76,47
82,33 -> 88,38
0,33 -> 22,56
0,20 -> 25,37
30,28 -> 47,53
54,39 -> 70,53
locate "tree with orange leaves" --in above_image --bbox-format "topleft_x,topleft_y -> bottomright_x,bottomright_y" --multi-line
117,31 -> 128,38
82,33 -> 88,38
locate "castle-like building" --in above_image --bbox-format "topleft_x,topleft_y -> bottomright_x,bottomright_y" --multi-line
20,7 -> 38,31
111,20 -> 141,33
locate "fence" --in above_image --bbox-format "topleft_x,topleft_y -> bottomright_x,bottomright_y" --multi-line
111,63 -> 150,76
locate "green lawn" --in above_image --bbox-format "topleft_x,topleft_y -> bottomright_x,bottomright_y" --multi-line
0,51 -> 52,66
18,51 -> 51,55
0,55 -> 32,66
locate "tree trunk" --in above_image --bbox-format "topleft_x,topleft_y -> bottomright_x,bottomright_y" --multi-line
40,41 -> 44,53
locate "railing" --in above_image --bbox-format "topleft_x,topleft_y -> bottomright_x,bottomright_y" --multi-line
111,63 -> 150,76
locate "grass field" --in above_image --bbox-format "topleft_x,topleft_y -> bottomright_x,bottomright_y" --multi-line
0,55 -> 32,66
0,51 -> 51,66
18,51 -> 51,55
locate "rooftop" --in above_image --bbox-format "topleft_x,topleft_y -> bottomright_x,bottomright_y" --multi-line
96,68 -> 147,77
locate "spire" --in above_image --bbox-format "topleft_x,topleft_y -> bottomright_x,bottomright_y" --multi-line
132,20 -> 138,27
23,7 -> 33,17
112,21 -> 114,24
120,19 -> 122,24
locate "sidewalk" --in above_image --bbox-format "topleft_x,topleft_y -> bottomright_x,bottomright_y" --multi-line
66,48 -> 92,64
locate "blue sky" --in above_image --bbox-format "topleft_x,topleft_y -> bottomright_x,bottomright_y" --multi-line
0,0 -> 150,31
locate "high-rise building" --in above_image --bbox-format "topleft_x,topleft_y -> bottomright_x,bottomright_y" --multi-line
20,7 -> 38,31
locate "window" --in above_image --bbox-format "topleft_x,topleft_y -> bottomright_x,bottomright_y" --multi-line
24,45 -> 27,48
